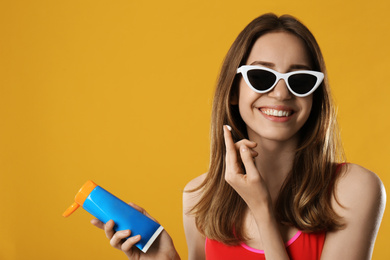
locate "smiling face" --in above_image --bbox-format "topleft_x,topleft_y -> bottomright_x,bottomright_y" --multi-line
237,31 -> 314,143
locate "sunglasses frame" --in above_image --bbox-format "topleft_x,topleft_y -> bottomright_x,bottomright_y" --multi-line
236,65 -> 324,97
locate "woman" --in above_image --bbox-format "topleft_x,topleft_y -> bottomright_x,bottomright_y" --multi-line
93,13 -> 386,260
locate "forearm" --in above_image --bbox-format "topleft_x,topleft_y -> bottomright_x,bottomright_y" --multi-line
252,204 -> 290,260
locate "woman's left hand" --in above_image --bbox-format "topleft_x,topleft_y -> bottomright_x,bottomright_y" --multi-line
91,202 -> 180,260
223,125 -> 272,211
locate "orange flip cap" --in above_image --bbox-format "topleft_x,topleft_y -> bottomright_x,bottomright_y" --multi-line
63,180 -> 98,217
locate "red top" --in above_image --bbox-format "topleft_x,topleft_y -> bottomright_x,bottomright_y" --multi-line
205,231 -> 326,260
205,163 -> 345,259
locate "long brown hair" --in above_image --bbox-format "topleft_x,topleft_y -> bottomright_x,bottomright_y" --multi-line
189,13 -> 345,245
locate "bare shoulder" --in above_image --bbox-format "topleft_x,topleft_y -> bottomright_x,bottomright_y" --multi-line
183,173 -> 207,212
333,163 -> 386,214
321,163 -> 386,259
183,174 -> 207,260
184,173 -> 207,191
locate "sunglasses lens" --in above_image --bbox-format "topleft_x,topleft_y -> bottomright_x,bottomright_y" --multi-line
247,69 -> 276,91
288,73 -> 317,95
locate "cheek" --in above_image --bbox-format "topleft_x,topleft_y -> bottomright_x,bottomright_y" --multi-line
237,81 -> 247,109
237,84 -> 264,127
238,80 -> 261,107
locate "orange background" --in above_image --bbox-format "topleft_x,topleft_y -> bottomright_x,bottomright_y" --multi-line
0,0 -> 389,259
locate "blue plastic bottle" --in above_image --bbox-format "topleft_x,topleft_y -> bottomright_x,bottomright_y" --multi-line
63,180 -> 164,253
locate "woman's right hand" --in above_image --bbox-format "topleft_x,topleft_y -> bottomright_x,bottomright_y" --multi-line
91,202 -> 180,260
223,125 -> 272,211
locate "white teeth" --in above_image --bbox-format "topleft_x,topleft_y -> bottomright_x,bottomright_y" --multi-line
261,109 -> 292,117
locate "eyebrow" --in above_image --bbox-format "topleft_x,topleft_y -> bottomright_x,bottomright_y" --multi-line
250,61 -> 312,71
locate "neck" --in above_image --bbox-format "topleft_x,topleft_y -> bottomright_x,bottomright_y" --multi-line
249,134 -> 298,204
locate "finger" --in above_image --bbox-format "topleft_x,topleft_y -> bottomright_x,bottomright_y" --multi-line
240,144 -> 260,178
224,125 -> 249,185
223,125 -> 238,164
91,219 -> 105,230
235,139 -> 257,149
224,126 -> 258,160
105,219 -> 116,239
127,202 -> 158,222
234,140 -> 258,158
224,125 -> 240,182
121,234 -> 142,252
110,229 -> 131,249
128,202 -> 146,214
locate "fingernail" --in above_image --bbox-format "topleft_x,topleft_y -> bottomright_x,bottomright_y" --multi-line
225,125 -> 232,131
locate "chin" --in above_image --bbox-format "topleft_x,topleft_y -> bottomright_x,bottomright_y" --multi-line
250,128 -> 300,143
264,134 -> 298,143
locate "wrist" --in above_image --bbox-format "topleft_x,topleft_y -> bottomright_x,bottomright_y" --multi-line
164,250 -> 180,260
250,200 -> 275,224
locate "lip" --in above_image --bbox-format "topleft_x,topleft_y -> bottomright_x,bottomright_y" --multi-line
258,105 -> 295,122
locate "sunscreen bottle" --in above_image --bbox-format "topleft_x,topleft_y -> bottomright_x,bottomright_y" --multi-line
63,180 -> 164,253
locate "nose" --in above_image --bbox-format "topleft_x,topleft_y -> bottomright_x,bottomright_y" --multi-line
268,79 -> 292,100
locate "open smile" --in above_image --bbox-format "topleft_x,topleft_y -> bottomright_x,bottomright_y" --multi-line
259,108 -> 294,117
